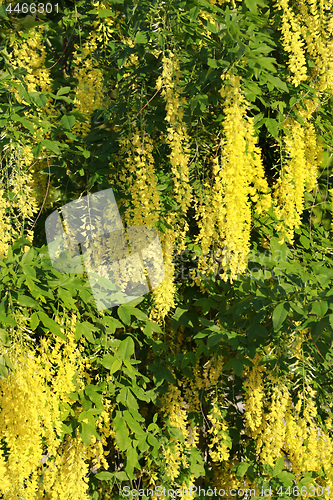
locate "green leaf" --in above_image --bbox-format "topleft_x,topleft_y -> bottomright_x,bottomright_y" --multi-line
329,314 -> 333,330
143,320 -> 163,336
95,471 -> 113,480
278,282 -> 294,294
122,410 -> 145,436
96,8 -> 114,17
248,325 -> 268,340
118,305 -> 131,325
300,234 -> 310,249
265,118 -> 279,139
12,114 -> 35,134
100,354 -> 115,370
274,456 -> 285,475
276,471 -> 295,487
258,57 -> 276,72
236,462 -> 250,478
207,333 -> 223,347
0,360 -> 8,378
38,312 -> 66,341
207,58 -> 218,68
147,433 -> 160,450
122,306 -> 148,321
75,322 -> 95,343
101,316 -> 124,334
113,417 -> 130,451
181,352 -> 197,368
57,87 -> 71,96
30,92 -> 47,108
0,329 -> 9,346
149,364 -> 176,385
117,336 -> 135,360
0,313 -> 17,327
115,471 -> 129,481
311,318 -> 327,343
290,302 -> 303,315
272,302 -> 288,331
169,426 -> 185,442
110,358 -> 122,374
80,421 -> 98,447
60,114 -> 76,130
40,140 -> 61,154
30,312 -> 40,330
206,20 -> 217,33
265,74 -> 288,92
311,301 -> 328,317
0,5 -> 8,17
134,31 -> 148,44
85,385 -> 103,409
189,5 -> 199,21
4,355 -> 13,372
232,358 -> 244,377
21,247 -> 35,264
58,287 -> 76,308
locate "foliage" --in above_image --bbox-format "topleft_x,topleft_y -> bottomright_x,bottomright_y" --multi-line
0,0 -> 333,499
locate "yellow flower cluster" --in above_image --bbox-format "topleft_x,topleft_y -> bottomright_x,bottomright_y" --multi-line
275,0 -> 308,87
150,214 -> 178,323
72,31 -> 104,137
117,127 -> 178,321
194,74 -> 271,282
275,0 -> 333,90
284,389 -> 333,489
158,52 -> 192,214
207,405 -> 231,462
120,128 -> 161,228
300,0 -> 333,91
7,29 -> 56,217
242,353 -> 333,496
258,383 -> 290,466
28,158 -> 55,211
92,1 -> 115,47
0,187 -> 12,258
96,399 -> 116,463
243,353 -> 266,437
160,380 -> 200,491
273,117 -> 321,244
9,28 -> 51,94
211,459 -> 242,493
0,144 -> 38,257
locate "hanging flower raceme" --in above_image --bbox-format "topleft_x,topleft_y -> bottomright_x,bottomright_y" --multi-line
8,28 -> 51,95
71,28 -> 104,137
6,28 -> 55,217
159,382 -> 189,485
207,404 -> 231,463
157,380 -> 199,500
0,144 -> 39,257
120,127 -> 161,228
194,73 -> 271,282
243,353 -> 266,439
275,0 -> 333,91
257,382 -> 290,466
0,312 -> 108,499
